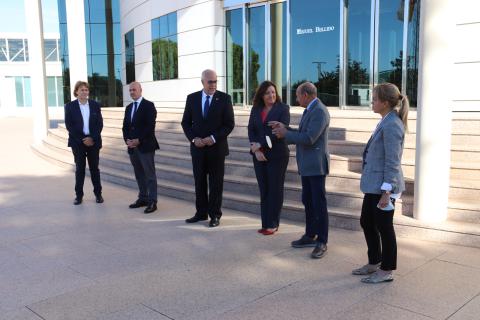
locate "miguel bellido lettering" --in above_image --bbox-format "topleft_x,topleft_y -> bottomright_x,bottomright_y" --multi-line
296,26 -> 335,35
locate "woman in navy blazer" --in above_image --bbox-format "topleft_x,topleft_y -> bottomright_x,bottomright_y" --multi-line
353,83 -> 409,283
64,81 -> 103,205
248,81 -> 290,235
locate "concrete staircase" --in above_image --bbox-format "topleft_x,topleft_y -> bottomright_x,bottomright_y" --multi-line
32,107 -> 480,246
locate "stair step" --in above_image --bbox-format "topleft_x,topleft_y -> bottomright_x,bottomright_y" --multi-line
33,140 -> 480,247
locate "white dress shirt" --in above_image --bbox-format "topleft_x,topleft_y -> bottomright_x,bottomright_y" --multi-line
200,91 -> 216,143
79,100 -> 90,135
131,97 -> 143,121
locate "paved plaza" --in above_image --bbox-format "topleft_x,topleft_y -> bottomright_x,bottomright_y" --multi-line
1,116 -> 479,320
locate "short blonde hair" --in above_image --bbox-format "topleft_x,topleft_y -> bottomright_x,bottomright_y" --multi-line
73,81 -> 89,97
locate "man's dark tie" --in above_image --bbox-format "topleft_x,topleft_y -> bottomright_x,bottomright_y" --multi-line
131,101 -> 138,121
203,95 -> 210,119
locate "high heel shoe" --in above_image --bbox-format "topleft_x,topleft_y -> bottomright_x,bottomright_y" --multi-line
261,227 -> 278,235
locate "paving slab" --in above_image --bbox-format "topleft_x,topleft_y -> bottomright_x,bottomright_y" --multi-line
2,116 -> 480,319
370,260 -> 480,319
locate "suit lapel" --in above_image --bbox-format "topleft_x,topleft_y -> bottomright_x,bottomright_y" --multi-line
205,91 -> 220,118
299,100 -> 317,130
264,103 -> 278,123
363,111 -> 394,158
126,103 -> 133,126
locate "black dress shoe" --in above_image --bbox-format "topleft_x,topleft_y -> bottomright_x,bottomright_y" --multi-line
95,195 -> 104,203
185,215 -> 208,223
144,203 -> 157,214
73,197 -> 82,205
311,243 -> 327,259
209,217 -> 220,228
129,200 -> 148,209
291,235 -> 317,248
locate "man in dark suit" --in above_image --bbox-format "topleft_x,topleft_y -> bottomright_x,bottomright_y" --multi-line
181,69 -> 235,227
122,82 -> 159,214
271,82 -> 330,259
64,81 -> 103,205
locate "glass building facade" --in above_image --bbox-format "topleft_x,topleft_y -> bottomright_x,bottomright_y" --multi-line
151,12 -> 178,81
57,0 -> 122,107
84,0 -> 122,107
57,0 -> 71,102
225,0 -> 420,108
124,29 -> 135,84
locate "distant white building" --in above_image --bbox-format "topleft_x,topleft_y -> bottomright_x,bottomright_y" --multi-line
0,32 -> 63,115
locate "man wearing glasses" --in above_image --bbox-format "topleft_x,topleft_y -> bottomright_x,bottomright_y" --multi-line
181,69 -> 235,227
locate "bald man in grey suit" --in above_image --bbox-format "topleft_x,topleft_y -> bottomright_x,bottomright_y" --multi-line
270,82 -> 330,259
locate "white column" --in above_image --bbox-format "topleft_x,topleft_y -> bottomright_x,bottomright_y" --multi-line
414,0 -> 454,222
65,0 -> 88,98
25,0 -> 49,145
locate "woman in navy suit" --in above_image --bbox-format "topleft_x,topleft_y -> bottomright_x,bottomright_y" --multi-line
64,81 -> 104,205
352,83 -> 409,283
248,81 -> 290,235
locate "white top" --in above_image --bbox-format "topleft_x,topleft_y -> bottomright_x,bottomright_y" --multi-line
78,100 -> 90,135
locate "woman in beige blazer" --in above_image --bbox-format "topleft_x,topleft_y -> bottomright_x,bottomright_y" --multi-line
353,83 -> 409,284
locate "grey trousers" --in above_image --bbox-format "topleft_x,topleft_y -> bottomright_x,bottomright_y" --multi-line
129,148 -> 157,203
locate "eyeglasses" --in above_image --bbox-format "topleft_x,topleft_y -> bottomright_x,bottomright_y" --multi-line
207,80 -> 217,84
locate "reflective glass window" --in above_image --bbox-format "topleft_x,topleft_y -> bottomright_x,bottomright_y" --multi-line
406,0 -> 420,108
112,0 -> 120,23
377,0 -> 404,90
159,16 -> 169,38
24,77 -> 31,107
168,12 -> 177,35
44,39 -> 58,61
0,39 -> 7,61
152,12 -> 178,80
226,9 -> 244,106
47,77 -> 57,106
125,30 -> 135,84
58,0 -> 67,24
89,24 -> 108,54
15,77 -> 24,107
9,39 -> 26,62
113,23 -> 121,54
247,6 -> 265,104
24,40 -> 29,61
346,0 -> 372,106
56,77 -> 64,106
89,54 -> 109,77
290,0 -> 340,106
151,18 -> 160,39
168,35 -> 178,79
87,0 -> 106,23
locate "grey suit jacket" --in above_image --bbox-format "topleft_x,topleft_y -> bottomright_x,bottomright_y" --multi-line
360,111 -> 405,194
285,98 -> 330,176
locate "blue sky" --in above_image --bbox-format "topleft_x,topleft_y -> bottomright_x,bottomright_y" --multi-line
0,0 -> 59,33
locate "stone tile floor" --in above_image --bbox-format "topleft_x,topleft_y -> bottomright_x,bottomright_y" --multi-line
1,117 -> 479,320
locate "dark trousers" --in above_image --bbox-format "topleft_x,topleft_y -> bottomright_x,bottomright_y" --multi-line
360,193 -> 397,271
253,156 -> 289,229
301,175 -> 329,244
129,148 -> 157,204
191,148 -> 225,219
71,145 -> 101,198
